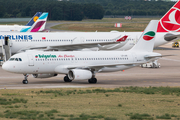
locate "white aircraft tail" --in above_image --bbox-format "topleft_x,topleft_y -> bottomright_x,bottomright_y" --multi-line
129,20 -> 159,52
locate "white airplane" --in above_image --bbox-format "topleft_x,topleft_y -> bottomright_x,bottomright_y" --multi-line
0,12 -> 48,32
0,32 -> 128,55
2,20 -> 162,84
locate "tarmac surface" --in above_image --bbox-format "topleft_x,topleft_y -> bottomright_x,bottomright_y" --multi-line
0,43 -> 179,89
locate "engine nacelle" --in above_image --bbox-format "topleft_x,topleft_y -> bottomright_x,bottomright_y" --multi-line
33,74 -> 57,78
68,69 -> 92,80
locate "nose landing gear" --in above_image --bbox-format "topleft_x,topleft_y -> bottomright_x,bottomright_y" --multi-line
22,74 -> 29,84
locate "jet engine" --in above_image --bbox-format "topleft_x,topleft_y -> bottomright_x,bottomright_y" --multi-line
68,69 -> 92,80
33,74 -> 57,78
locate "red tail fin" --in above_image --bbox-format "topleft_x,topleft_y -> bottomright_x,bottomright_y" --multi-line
157,1 -> 180,32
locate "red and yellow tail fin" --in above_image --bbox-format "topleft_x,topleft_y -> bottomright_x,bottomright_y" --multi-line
157,1 -> 180,32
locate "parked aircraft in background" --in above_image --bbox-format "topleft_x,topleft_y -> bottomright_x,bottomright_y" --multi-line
0,32 -> 128,55
2,20 -> 162,84
0,12 -> 47,32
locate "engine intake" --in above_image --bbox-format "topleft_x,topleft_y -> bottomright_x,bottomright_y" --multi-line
68,69 -> 92,80
33,74 -> 57,78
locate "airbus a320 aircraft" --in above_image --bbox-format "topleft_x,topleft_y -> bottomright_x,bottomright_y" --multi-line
0,12 -> 47,32
2,20 -> 163,84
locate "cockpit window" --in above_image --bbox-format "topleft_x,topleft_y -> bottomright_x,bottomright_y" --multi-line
9,58 -> 22,61
9,58 -> 15,61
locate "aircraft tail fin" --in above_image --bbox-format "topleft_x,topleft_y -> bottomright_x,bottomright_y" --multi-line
21,12 -> 48,32
29,12 -> 48,32
157,1 -> 180,32
25,12 -> 42,26
129,20 -> 159,52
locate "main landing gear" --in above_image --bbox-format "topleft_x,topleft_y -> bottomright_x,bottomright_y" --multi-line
88,78 -> 97,84
64,75 -> 72,82
22,74 -> 29,84
63,72 -> 97,84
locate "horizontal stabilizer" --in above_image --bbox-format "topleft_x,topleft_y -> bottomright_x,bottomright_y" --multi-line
164,33 -> 180,41
144,54 -> 175,59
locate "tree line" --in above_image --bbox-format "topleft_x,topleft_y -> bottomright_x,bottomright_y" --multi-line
0,0 -> 104,21
71,0 -> 175,16
0,0 -> 176,21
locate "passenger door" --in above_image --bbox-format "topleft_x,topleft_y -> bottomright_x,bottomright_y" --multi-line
27,54 -> 34,66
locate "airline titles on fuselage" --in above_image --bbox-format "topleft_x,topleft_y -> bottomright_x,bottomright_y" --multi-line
0,35 -> 33,40
35,54 -> 75,59
34,54 -> 129,62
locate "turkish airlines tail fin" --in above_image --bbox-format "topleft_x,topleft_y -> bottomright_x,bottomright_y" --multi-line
25,12 -> 42,26
157,1 -> 180,32
130,20 -> 159,52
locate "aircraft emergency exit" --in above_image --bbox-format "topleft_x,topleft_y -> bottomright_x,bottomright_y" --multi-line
2,20 -> 163,84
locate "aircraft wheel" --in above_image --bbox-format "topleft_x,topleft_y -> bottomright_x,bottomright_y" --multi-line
88,78 -> 97,84
64,76 -> 72,82
22,80 -> 28,84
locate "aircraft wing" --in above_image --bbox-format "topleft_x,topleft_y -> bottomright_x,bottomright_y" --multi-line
66,62 -> 136,72
20,35 -> 128,51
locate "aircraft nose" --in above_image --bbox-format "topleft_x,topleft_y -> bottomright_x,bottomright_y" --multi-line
2,62 -> 10,72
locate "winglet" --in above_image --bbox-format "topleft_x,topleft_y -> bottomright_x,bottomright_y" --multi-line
116,35 -> 128,42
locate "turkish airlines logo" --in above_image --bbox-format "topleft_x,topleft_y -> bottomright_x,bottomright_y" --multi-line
143,31 -> 155,41
159,8 -> 180,32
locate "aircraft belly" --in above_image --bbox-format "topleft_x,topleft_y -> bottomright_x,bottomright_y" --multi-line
100,65 -> 133,72
30,63 -> 56,74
